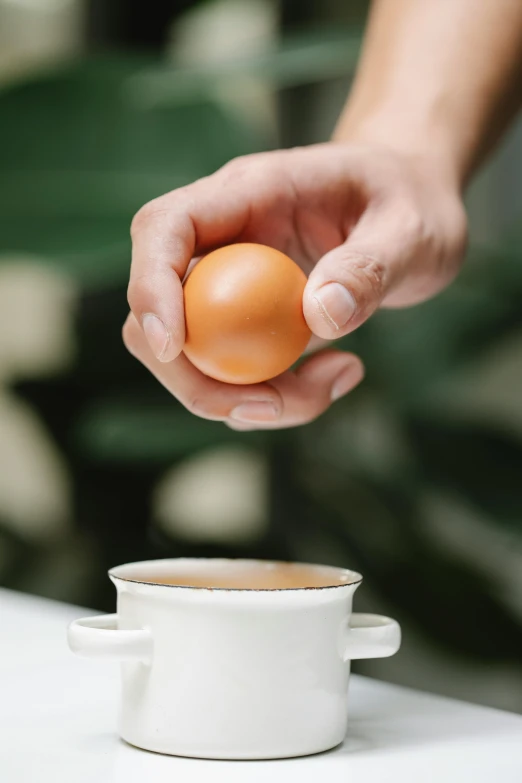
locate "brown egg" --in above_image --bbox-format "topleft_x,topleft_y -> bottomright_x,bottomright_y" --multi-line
183,243 -> 311,384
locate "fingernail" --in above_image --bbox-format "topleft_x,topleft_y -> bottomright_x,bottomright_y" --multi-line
142,313 -> 170,360
230,401 -> 279,423
314,283 -> 356,330
331,364 -> 363,401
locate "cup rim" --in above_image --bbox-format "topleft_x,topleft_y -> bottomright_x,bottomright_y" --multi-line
108,557 -> 363,592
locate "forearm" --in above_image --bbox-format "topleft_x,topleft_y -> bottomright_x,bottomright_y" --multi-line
335,0 -> 522,188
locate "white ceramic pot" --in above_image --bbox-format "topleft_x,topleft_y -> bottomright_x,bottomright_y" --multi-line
68,558 -> 401,760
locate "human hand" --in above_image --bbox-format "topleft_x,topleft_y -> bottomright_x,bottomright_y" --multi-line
124,143 -> 467,429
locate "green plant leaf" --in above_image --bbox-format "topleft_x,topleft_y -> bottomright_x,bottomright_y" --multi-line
0,56 -> 268,280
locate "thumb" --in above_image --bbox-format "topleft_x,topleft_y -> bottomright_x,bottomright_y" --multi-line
303,205 -> 407,339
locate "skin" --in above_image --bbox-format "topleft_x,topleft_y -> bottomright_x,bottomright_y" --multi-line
124,0 -> 522,430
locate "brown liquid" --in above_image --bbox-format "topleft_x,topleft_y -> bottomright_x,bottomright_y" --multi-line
119,561 -> 357,590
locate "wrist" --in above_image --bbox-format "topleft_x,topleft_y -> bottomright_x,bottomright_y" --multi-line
333,108 -> 467,192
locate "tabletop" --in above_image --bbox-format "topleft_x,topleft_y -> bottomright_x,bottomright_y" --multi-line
1,587 -> 521,783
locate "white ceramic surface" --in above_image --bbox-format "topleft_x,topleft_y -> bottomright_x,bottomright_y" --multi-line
67,558 -> 401,760
3,587 -> 522,783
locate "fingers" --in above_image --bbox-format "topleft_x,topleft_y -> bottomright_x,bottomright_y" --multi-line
128,161 -> 256,363
303,199 -> 421,339
123,314 -> 282,422
123,314 -> 364,430
228,350 -> 364,430
127,204 -> 193,363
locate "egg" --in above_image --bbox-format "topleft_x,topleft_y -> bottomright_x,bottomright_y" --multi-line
183,243 -> 311,384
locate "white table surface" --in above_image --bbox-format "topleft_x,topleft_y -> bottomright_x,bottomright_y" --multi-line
1,587 -> 521,783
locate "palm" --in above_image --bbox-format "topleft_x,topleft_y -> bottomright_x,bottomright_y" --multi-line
218,147 -> 363,276
240,205 -> 342,276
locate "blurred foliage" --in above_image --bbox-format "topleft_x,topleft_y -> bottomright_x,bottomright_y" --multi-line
0,55 -> 267,284
0,32 -> 521,668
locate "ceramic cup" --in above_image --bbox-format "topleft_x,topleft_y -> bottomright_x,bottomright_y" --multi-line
67,558 -> 401,760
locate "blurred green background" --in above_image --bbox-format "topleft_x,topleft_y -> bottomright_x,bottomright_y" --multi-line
0,0 -> 521,711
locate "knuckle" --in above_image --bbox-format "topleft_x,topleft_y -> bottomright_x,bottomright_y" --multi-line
184,396 -> 201,415
131,191 -> 191,239
184,395 -> 222,421
126,276 -> 146,310
305,410 -> 324,426
428,199 -> 468,284
401,207 -> 426,245
390,199 -> 428,248
122,318 -> 139,355
121,319 -> 131,346
130,198 -> 164,238
127,272 -> 160,314
447,200 -> 468,254
218,152 -> 272,185
342,251 -> 387,300
219,155 -> 254,182
305,397 -> 334,426
440,208 -> 468,282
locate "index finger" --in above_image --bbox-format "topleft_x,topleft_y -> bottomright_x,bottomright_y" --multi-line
128,163 -> 253,362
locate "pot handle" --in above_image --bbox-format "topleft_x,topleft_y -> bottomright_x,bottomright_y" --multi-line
67,614 -> 153,663
343,613 -> 401,661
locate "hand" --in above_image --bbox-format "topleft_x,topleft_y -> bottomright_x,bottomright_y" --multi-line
124,143 -> 467,429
